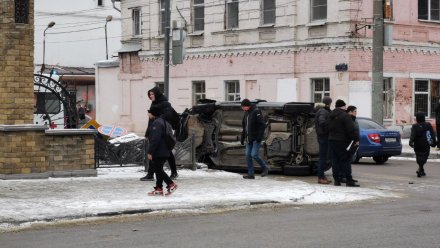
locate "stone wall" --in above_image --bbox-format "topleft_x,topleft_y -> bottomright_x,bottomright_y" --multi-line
0,0 -> 35,125
0,126 -> 97,179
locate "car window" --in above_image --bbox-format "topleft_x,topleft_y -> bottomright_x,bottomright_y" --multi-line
357,118 -> 385,130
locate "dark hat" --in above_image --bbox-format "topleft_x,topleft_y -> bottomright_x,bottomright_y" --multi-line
346,105 -> 357,112
322,96 -> 332,106
415,112 -> 426,123
241,99 -> 251,107
148,105 -> 163,117
335,99 -> 346,108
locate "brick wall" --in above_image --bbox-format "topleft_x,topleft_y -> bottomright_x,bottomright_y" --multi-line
0,0 -> 35,125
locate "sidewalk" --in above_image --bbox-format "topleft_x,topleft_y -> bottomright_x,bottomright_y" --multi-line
0,165 -> 396,232
399,139 -> 440,159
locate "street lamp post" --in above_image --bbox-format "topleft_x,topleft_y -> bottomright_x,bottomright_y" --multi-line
105,15 -> 113,60
41,21 -> 55,74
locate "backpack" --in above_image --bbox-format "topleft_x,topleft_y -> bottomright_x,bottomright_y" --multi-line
162,118 -> 177,150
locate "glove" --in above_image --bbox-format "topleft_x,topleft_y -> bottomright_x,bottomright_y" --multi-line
240,133 -> 245,145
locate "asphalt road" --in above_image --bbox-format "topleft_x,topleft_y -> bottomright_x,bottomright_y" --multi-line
2,158 -> 440,248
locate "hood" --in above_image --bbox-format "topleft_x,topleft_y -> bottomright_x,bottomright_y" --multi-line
416,112 -> 426,123
148,86 -> 168,103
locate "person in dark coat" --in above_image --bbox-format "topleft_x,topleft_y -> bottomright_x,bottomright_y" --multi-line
434,99 -> 440,150
147,105 -> 178,196
327,99 -> 359,187
345,105 -> 360,183
314,96 -> 332,184
240,99 -> 270,179
140,87 -> 179,181
409,112 -> 437,177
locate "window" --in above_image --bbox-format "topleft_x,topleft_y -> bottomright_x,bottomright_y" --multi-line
160,0 -> 166,35
226,0 -> 239,29
193,81 -> 206,105
384,0 -> 393,20
34,92 -> 61,114
193,0 -> 205,31
98,0 -> 103,7
15,0 -> 29,24
132,8 -> 141,36
383,78 -> 393,119
262,0 -> 276,25
225,80 -> 240,101
312,78 -> 330,103
414,79 -> 440,118
310,0 -> 327,21
419,0 -> 440,21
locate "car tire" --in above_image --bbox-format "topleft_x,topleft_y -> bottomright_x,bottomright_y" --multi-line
373,156 -> 388,164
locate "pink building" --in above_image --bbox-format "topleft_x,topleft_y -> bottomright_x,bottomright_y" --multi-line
97,0 -> 440,134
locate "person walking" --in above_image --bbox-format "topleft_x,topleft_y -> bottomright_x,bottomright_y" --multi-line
146,105 -> 178,196
240,99 -> 270,179
314,96 -> 332,184
327,99 -> 359,187
140,87 -> 179,181
409,112 -> 437,177
434,98 -> 440,150
345,105 -> 360,183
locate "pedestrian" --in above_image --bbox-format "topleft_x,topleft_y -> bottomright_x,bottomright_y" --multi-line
345,105 -> 360,183
240,99 -> 270,179
434,98 -> 440,150
327,99 -> 359,187
146,105 -> 178,196
314,96 -> 333,184
409,112 -> 437,177
140,87 -> 179,181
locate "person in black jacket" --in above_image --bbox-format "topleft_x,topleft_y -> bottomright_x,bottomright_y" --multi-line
409,112 -> 437,177
140,87 -> 179,181
240,99 -> 270,179
147,105 -> 178,196
434,98 -> 440,150
314,96 -> 332,184
327,99 -> 359,187
345,105 -> 360,183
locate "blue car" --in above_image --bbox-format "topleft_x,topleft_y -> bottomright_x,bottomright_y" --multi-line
353,117 -> 402,164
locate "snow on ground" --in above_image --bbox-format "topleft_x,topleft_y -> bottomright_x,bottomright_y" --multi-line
0,166 -> 398,231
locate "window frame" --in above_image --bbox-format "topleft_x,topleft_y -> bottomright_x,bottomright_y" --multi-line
419,0 -> 440,22
98,0 -> 103,7
310,0 -> 327,22
192,81 -> 206,105
261,0 -> 276,25
414,79 -> 431,117
132,8 -> 142,36
226,0 -> 239,29
383,77 -> 393,120
159,0 -> 166,35
225,80 -> 240,101
311,78 -> 330,103
193,0 -> 205,32
15,0 -> 29,24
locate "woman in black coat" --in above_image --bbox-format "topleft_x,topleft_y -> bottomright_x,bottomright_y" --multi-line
409,112 -> 437,177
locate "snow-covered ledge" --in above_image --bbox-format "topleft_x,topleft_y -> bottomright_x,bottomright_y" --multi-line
45,129 -> 97,135
0,124 -> 48,132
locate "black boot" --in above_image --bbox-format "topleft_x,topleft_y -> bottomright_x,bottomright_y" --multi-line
140,174 -> 154,181
170,172 -> 179,180
346,180 -> 360,187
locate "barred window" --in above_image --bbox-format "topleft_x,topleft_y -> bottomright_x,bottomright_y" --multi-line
160,0 -> 166,35
132,8 -> 141,36
225,80 -> 240,101
15,0 -> 29,24
312,78 -> 330,103
311,0 -> 327,21
383,78 -> 393,119
193,0 -> 205,31
414,80 -> 430,116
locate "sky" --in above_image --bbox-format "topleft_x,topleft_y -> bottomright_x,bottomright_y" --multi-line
0,164 -> 399,232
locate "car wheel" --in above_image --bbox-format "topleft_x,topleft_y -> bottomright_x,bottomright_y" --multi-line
373,156 -> 388,164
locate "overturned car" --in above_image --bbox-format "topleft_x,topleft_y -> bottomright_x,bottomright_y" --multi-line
175,100 -> 331,176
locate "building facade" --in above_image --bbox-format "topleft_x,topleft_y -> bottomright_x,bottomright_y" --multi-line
108,0 -> 440,134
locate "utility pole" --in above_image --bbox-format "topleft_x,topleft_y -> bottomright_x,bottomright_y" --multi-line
372,0 -> 384,125
164,0 -> 171,99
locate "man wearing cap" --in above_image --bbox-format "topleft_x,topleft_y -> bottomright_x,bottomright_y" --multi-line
327,99 -> 360,187
240,99 -> 270,179
314,96 -> 333,184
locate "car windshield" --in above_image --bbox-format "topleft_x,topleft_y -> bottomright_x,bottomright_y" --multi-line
357,118 -> 385,130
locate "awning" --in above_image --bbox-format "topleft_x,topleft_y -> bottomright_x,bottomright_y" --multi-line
117,43 -> 142,53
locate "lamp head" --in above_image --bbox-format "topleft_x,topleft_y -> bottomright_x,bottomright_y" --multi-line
47,21 -> 55,28
106,15 -> 113,22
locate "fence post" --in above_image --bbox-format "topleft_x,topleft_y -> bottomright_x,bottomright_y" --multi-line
191,132 -> 197,171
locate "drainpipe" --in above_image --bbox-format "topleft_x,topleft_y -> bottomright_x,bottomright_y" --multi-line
111,0 -> 121,13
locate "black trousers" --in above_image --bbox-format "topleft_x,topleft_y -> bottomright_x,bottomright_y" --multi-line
148,151 -> 177,175
152,157 -> 173,188
437,124 -> 440,148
